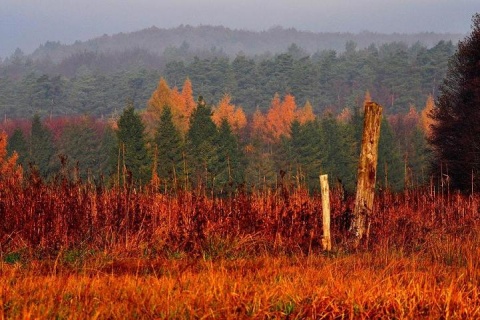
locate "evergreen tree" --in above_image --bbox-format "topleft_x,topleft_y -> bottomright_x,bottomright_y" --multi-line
186,96 -> 218,189
320,114 -> 357,191
408,126 -> 432,187
56,117 -> 104,181
100,125 -> 118,184
216,118 -> 245,190
29,114 -> 56,179
154,106 -> 184,190
284,119 -> 323,192
377,118 -> 404,190
116,102 -> 151,186
430,14 -> 480,190
7,128 -> 28,169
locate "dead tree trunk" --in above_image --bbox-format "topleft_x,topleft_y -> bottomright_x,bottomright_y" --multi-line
351,102 -> 383,248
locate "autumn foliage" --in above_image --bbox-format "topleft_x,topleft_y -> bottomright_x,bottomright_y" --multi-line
144,77 -> 196,135
211,94 -> 247,134
0,131 -> 22,185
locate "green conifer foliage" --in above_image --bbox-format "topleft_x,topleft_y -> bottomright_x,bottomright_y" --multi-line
377,118 -> 404,191
7,128 -> 28,169
30,114 -> 56,179
56,117 -> 105,181
186,96 -> 218,189
430,14 -> 480,190
216,118 -> 245,191
116,102 -> 151,186
154,106 -> 184,190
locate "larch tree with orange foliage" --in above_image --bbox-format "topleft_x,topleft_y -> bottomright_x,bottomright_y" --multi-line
295,100 -> 316,124
265,93 -> 297,142
0,131 -> 23,185
420,94 -> 435,138
180,78 -> 197,133
144,78 -> 196,136
212,94 -> 247,134
144,78 -> 173,136
251,108 -> 267,143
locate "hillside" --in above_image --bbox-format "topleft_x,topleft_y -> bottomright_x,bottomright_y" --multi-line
28,25 -> 464,63
0,25 -> 460,119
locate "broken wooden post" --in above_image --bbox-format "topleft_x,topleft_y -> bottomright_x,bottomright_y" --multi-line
351,102 -> 383,248
320,174 -> 331,251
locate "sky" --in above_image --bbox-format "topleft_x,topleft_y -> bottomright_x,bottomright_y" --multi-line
0,0 -> 478,58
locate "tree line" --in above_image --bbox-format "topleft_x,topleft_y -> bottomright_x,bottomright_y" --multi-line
2,77 -> 431,193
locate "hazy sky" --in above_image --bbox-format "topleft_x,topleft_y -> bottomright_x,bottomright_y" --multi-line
1,0 -> 478,58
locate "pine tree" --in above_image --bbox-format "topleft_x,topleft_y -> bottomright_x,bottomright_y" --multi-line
29,114 -> 56,179
216,118 -> 245,190
430,14 -> 480,190
116,102 -> 151,186
320,113 -> 357,191
284,119 -> 323,191
186,96 -> 219,189
7,128 -> 28,169
409,126 -> 431,187
377,118 -> 404,190
154,106 -> 184,190
56,116 -> 103,181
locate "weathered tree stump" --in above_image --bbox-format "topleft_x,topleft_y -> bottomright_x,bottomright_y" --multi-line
351,102 -> 383,249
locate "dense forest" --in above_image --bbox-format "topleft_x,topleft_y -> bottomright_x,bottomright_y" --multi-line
0,26 -> 457,193
1,78 -> 432,194
1,39 -> 454,118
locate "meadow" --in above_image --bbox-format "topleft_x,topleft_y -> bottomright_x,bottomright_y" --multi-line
1,170 -> 480,319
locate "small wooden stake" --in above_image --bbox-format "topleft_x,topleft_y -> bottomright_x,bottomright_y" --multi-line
351,102 -> 383,248
320,174 -> 331,251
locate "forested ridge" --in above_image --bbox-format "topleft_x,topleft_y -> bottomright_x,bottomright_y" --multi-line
1,39 -> 454,118
23,25 -> 463,62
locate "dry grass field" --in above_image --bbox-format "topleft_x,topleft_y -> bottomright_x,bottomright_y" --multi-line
1,162 -> 480,318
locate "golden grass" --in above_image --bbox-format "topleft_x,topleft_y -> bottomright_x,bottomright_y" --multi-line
2,164 -> 480,318
1,250 -> 480,319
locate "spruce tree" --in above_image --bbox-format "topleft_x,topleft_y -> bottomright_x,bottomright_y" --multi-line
154,106 -> 184,190
186,96 -> 218,189
56,117 -> 104,181
29,114 -> 56,179
116,102 -> 151,186
216,118 -> 245,190
430,13 -> 480,190
7,128 -> 28,169
377,118 -> 404,191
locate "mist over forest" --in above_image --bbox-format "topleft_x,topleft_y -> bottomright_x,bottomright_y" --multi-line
0,25 -> 461,119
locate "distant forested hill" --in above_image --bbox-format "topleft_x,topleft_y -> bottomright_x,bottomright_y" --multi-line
26,25 -> 463,63
0,25 -> 460,118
